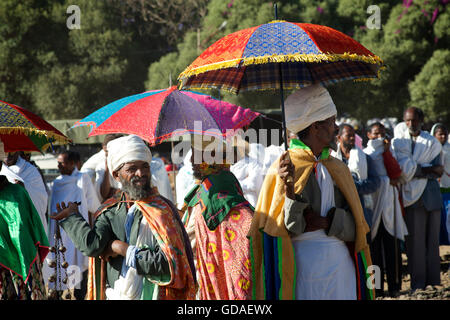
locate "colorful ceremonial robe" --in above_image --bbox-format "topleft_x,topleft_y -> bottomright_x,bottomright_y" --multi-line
248,139 -> 374,300
0,181 -> 49,299
61,190 -> 196,300
183,170 -> 254,299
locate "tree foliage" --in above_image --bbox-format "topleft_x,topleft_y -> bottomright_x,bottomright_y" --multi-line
146,0 -> 449,125
0,1 -> 448,126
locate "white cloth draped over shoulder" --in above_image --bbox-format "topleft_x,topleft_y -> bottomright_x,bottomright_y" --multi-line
332,144 -> 372,210
175,149 -> 196,209
392,129 -> 442,207
150,157 -> 174,202
364,139 -> 408,241
332,144 -> 368,180
231,143 -> 266,207
0,164 -> 24,184
94,159 -> 122,202
45,168 -> 101,290
4,156 -> 49,233
106,209 -> 161,300
80,149 -> 105,185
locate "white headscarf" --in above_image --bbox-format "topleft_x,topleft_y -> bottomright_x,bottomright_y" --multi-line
107,135 -> 152,173
285,84 -> 337,134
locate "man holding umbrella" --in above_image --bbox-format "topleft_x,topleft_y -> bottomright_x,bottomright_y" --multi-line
249,84 -> 373,300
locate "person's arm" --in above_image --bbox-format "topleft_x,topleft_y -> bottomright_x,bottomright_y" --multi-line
413,154 -> 444,179
353,156 -> 380,195
52,202 -> 113,257
382,149 -> 402,180
100,163 -> 117,200
102,239 -> 171,282
325,207 -> 356,242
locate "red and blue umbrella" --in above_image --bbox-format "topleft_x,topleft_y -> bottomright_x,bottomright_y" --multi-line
0,100 -> 70,153
72,86 -> 260,146
178,19 -> 385,150
178,20 -> 384,93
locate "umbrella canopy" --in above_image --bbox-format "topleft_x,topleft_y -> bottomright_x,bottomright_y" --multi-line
72,86 -> 260,146
178,20 -> 384,93
0,100 -> 70,153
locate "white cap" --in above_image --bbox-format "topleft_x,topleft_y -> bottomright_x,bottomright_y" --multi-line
106,135 -> 152,173
285,84 -> 337,134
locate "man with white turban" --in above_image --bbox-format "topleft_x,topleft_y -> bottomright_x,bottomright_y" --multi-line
51,135 -> 196,300
248,84 -> 374,300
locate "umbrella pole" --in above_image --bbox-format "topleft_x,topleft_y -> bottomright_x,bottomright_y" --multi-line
278,63 -> 289,151
274,4 -> 289,151
171,140 -> 177,204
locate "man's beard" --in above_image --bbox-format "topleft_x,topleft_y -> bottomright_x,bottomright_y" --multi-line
120,176 -> 152,200
342,141 -> 354,150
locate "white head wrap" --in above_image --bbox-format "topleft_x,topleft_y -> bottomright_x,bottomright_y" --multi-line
106,135 -> 152,173
284,84 -> 337,134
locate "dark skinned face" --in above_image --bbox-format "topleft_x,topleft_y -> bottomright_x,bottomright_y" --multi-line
113,160 -> 152,200
367,125 -> 386,140
434,128 -> 448,145
404,110 -> 422,137
57,154 -> 75,176
338,126 -> 355,150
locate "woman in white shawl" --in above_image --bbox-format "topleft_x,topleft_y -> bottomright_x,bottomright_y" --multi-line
364,122 -> 408,297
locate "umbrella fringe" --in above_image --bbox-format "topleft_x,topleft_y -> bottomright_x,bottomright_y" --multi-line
0,127 -> 71,144
181,77 -> 380,94
178,53 -> 384,79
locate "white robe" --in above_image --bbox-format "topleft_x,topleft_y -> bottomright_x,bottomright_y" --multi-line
439,142 -> 450,189
4,156 -> 49,233
292,161 -> 356,300
150,157 -> 174,202
332,145 -> 372,210
80,149 -> 105,185
94,159 -> 122,202
231,143 -> 266,207
392,130 -> 442,207
364,139 -> 408,241
175,149 -> 196,209
45,168 -> 101,290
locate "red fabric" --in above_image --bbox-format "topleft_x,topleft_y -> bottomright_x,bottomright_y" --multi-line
382,150 -> 402,180
295,23 -> 375,56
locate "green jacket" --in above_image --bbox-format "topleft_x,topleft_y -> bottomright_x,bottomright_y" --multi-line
60,200 -> 170,290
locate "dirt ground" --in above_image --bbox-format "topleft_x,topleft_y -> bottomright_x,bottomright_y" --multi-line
379,245 -> 450,300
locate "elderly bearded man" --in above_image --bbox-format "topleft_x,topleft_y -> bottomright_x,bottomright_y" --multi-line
51,135 -> 196,300
249,84 -> 374,300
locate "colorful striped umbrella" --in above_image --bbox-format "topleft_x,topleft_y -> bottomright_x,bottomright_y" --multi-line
178,20 -> 384,93
72,86 -> 260,146
178,19 -> 384,149
0,100 -> 70,153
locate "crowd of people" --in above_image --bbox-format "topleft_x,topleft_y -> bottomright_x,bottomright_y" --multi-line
1,84 -> 449,300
